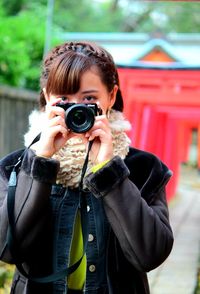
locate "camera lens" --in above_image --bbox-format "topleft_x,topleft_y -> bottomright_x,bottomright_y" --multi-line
65,104 -> 95,133
73,110 -> 86,126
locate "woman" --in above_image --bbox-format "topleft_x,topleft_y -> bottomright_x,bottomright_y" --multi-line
0,41 -> 173,294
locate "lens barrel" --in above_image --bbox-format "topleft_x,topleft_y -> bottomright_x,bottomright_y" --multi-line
65,104 -> 96,133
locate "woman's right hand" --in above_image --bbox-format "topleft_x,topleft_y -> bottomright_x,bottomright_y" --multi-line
33,99 -> 69,158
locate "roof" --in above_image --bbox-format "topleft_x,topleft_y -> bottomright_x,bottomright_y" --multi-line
135,39 -> 179,62
57,32 -> 200,67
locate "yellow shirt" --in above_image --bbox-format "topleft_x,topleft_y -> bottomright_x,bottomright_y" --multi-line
67,210 -> 86,290
67,159 -> 110,290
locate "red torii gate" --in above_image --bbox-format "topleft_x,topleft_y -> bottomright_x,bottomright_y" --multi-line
117,65 -> 200,201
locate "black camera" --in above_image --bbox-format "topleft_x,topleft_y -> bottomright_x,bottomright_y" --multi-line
56,102 -> 102,133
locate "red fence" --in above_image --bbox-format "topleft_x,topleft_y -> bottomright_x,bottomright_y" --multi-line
118,66 -> 200,201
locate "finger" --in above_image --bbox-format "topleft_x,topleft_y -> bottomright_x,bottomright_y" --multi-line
46,125 -> 69,140
90,120 -> 111,135
48,115 -> 67,129
88,128 -> 112,142
46,105 -> 66,120
95,114 -> 109,126
50,97 -> 63,106
85,124 -> 111,142
46,96 -> 62,107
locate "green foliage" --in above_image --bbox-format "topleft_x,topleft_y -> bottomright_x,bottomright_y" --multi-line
0,0 -> 200,92
53,0 -> 124,32
146,2 -> 200,34
0,262 -> 14,293
0,2 -> 46,90
0,0 -> 125,91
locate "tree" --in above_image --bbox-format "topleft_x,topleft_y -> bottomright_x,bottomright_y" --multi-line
52,0 -> 124,32
0,1 -> 46,90
110,1 -> 200,33
0,0 -> 199,91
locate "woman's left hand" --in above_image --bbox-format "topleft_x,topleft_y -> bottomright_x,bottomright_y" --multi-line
85,114 -> 113,164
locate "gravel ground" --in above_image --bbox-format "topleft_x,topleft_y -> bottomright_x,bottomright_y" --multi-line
148,165 -> 200,294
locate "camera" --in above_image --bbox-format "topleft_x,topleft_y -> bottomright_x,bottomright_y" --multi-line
56,102 -> 102,133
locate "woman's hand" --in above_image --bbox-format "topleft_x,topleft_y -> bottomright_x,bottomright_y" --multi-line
85,114 -> 114,164
32,99 -> 70,158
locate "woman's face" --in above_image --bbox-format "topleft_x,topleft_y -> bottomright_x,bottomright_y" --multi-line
44,67 -> 118,114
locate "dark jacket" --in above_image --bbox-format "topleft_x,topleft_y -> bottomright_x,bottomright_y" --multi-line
0,147 -> 174,294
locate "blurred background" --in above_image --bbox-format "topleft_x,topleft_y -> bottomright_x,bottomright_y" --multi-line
0,0 -> 200,293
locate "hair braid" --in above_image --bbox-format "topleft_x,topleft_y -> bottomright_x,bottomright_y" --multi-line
39,41 -> 123,111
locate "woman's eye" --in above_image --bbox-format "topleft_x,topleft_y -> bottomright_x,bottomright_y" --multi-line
61,96 -> 68,101
84,96 -> 96,102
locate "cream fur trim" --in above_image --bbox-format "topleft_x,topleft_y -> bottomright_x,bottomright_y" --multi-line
24,109 -> 132,188
24,110 -> 46,147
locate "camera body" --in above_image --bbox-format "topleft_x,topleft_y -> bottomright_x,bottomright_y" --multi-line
56,102 -> 102,133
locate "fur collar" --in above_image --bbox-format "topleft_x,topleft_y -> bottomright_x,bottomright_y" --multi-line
24,109 -> 131,147
24,109 -> 131,188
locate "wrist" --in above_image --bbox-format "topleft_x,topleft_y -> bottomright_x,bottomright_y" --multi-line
31,147 -> 52,159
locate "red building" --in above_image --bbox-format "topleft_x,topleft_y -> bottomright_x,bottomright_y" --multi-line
60,33 -> 200,200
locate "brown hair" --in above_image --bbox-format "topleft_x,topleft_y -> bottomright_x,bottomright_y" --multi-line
39,41 -> 123,111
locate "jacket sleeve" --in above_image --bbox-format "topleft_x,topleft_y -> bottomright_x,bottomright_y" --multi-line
0,149 -> 60,262
84,155 -> 174,272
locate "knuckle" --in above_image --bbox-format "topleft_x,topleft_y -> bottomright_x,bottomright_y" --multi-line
56,115 -> 63,123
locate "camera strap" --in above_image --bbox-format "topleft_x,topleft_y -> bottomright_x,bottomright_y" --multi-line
6,135 -> 93,283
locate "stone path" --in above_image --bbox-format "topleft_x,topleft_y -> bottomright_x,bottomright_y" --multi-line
148,166 -> 200,294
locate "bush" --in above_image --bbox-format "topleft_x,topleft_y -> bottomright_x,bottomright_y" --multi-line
0,3 -> 45,90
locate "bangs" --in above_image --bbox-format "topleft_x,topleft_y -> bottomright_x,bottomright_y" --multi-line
46,52 -> 92,96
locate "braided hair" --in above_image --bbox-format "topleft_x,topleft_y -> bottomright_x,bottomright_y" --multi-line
39,41 -> 123,111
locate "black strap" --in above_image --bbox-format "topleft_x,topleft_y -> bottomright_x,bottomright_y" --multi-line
6,134 -> 42,263
6,135 -> 93,283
